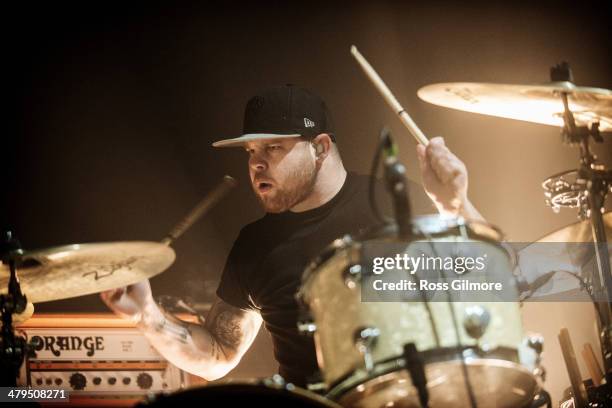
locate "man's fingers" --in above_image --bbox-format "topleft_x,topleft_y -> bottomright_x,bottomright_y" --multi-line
112,288 -> 126,302
100,287 -> 125,304
428,148 -> 452,181
425,138 -> 466,185
417,144 -> 437,185
416,144 -> 427,169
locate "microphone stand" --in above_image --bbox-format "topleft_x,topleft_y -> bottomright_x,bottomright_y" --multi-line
381,128 -> 413,240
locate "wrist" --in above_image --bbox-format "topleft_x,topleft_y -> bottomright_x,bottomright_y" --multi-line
455,198 -> 485,222
137,300 -> 165,331
434,196 -> 464,217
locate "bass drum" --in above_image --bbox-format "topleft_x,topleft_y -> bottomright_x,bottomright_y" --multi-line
298,215 -> 540,408
136,379 -> 342,408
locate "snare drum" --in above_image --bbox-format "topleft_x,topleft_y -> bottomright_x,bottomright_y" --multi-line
298,215 -> 539,408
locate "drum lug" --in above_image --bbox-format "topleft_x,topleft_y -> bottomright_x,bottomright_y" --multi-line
343,264 -> 362,289
262,374 -> 287,389
526,334 -> 546,381
526,334 -> 544,355
353,326 -> 380,372
462,305 -> 491,340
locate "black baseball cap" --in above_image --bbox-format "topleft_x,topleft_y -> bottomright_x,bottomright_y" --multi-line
212,84 -> 335,148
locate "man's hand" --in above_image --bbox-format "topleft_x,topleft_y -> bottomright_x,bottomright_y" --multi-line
100,279 -> 154,323
416,137 -> 484,221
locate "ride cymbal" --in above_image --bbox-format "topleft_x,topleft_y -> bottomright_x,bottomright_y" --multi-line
418,81 -> 612,130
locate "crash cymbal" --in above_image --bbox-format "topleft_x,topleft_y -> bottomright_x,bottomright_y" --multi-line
417,81 -> 612,130
518,213 -> 611,298
536,212 -> 612,243
0,241 -> 175,303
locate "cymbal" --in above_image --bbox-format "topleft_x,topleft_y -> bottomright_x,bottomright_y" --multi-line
0,242 -> 175,303
417,81 -> 612,131
518,213 -> 611,298
536,212 -> 612,243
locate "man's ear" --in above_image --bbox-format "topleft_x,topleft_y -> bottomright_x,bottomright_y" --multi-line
312,133 -> 332,160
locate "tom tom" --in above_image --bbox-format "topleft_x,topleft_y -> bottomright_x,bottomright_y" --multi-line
298,215 -> 540,408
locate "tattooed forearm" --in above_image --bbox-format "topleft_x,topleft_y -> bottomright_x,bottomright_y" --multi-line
136,298 -> 261,380
151,313 -> 192,344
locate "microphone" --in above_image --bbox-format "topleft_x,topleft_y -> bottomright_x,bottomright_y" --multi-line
381,128 -> 412,239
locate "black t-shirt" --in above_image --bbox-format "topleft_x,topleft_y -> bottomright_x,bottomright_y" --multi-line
216,172 -> 431,386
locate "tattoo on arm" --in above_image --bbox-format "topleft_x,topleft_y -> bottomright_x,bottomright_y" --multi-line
209,337 -> 224,361
140,299 -> 260,372
205,299 -> 259,360
213,311 -> 243,350
152,313 -> 192,344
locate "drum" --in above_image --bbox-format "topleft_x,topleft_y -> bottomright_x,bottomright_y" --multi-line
298,215 -> 539,408
136,377 -> 342,407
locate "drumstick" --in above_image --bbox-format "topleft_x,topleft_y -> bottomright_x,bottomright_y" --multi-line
161,175 -> 237,246
558,328 -> 587,408
350,45 -> 429,146
581,343 -> 603,386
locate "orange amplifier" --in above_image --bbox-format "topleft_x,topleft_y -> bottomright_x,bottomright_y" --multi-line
15,314 -> 206,406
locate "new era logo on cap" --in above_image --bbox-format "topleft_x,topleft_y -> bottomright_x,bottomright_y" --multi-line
304,118 -> 315,128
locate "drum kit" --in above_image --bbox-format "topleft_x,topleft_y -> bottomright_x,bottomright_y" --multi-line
2,49 -> 611,407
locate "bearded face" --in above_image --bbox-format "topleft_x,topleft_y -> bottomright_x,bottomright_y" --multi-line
247,138 -> 318,213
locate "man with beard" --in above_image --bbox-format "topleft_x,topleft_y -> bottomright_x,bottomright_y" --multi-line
101,85 -> 483,386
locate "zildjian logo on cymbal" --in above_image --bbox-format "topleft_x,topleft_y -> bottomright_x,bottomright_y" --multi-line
81,256 -> 139,280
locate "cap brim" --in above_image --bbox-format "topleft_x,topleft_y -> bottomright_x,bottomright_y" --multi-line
212,133 -> 302,148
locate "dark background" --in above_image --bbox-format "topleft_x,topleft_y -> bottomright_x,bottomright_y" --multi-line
4,0 -> 612,395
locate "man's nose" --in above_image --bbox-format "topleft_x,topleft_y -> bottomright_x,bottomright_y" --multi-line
249,153 -> 268,172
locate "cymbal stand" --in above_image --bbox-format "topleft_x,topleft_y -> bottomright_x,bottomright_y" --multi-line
551,63 -> 612,382
0,231 -> 29,386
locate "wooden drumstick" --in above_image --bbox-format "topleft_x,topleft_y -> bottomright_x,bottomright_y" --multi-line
581,343 -> 603,386
161,175 -> 237,246
350,45 -> 429,146
558,328 -> 587,408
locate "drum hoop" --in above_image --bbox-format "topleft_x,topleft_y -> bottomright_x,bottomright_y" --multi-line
298,216 -> 516,304
325,345 -> 522,400
297,234 -> 358,304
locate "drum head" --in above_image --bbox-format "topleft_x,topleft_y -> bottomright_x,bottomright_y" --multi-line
138,382 -> 341,407
332,358 -> 538,408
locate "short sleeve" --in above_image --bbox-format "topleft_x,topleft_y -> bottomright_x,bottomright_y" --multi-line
215,231 -> 254,311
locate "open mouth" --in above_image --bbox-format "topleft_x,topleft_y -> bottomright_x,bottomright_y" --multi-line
256,181 -> 274,193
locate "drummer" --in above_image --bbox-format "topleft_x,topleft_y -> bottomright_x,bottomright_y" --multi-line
101,84 -> 483,387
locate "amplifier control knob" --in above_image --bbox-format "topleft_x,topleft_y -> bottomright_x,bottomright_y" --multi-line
93,377 -> 102,385
69,373 -> 87,390
137,373 -> 153,390
108,377 -> 117,385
